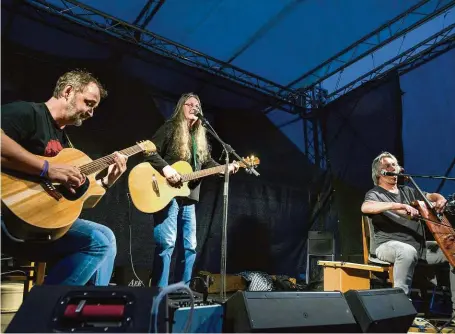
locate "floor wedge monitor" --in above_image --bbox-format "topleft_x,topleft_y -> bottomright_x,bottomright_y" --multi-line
344,288 -> 417,333
224,290 -> 359,332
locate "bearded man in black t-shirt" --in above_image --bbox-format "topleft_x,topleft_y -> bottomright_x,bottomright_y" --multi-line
1,70 -> 128,286
361,152 -> 454,312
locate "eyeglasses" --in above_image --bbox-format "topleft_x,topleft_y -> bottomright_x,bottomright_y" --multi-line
184,103 -> 200,109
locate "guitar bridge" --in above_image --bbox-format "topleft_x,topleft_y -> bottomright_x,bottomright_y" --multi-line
152,174 -> 160,197
41,180 -> 63,201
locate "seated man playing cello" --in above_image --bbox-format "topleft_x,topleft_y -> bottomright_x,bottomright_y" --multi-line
361,152 -> 454,313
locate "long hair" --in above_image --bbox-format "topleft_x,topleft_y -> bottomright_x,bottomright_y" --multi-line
167,93 -> 211,163
371,151 -> 399,185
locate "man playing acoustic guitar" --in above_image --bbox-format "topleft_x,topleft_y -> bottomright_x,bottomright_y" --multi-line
1,70 -> 127,285
145,93 -> 239,288
361,152 -> 454,314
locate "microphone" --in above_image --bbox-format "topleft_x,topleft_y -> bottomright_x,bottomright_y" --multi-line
380,168 -> 405,176
194,112 -> 209,126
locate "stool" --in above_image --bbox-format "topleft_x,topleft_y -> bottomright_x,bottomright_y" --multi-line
318,260 -> 388,292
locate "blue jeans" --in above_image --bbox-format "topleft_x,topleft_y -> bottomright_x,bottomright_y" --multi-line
152,199 -> 197,288
1,218 -> 116,286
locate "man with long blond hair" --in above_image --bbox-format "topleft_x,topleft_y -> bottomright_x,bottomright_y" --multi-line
145,93 -> 238,287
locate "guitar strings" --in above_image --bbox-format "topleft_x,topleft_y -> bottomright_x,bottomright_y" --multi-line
180,160 -> 253,182
78,144 -> 142,175
181,165 -> 230,182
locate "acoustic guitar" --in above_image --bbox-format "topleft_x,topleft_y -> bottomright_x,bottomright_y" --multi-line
1,141 -> 156,241
128,156 -> 260,213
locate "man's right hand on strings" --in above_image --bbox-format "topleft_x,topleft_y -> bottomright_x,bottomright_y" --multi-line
47,162 -> 85,193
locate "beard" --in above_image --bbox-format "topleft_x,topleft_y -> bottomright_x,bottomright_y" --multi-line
67,97 -> 84,126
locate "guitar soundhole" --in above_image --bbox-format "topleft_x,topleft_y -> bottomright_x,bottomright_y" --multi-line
56,178 -> 90,201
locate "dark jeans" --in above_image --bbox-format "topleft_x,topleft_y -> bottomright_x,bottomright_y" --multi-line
1,218 -> 116,285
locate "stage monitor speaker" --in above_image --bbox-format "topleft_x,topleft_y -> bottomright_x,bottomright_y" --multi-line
5,285 -> 167,333
224,290 -> 359,333
344,288 -> 417,333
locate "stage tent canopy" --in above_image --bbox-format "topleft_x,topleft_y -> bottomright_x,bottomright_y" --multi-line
2,0 -> 454,194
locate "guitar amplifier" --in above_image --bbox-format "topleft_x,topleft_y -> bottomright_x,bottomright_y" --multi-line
169,304 -> 223,333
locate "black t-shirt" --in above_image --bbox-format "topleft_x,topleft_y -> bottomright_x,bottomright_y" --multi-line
1,101 -> 70,156
364,185 -> 426,257
144,121 -> 219,202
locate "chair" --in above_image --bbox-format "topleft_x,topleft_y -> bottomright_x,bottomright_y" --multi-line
361,216 -> 394,285
306,231 -> 335,284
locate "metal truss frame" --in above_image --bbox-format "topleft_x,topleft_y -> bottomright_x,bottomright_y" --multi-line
133,0 -> 164,28
24,0 -> 309,114
285,0 -> 455,92
303,87 -> 327,169
13,0 -> 455,169
328,23 -> 455,99
300,22 -> 455,167
305,23 -> 455,167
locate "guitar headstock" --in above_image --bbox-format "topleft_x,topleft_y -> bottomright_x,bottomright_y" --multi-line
137,140 -> 157,156
238,156 -> 260,169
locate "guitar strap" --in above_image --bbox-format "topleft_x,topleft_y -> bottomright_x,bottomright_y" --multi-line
64,132 -> 75,149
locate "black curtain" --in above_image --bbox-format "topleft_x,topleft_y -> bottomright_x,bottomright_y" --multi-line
321,72 -> 404,261
2,41 -> 319,282
194,108 -> 317,277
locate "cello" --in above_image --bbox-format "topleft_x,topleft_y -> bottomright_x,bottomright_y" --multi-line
406,175 -> 455,267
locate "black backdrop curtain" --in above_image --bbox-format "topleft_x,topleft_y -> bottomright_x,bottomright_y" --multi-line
2,41 -> 319,282
193,109 -> 317,277
321,72 -> 404,261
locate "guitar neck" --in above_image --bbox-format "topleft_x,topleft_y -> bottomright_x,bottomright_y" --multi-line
78,144 -> 143,175
181,164 -> 228,182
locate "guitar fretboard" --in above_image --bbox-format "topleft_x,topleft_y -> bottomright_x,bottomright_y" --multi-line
78,144 -> 143,175
181,165 -> 229,182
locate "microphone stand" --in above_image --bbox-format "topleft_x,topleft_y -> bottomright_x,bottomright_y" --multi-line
196,114 -> 259,301
396,173 -> 455,181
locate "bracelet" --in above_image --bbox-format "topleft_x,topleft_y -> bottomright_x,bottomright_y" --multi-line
101,178 -> 110,190
40,160 -> 49,178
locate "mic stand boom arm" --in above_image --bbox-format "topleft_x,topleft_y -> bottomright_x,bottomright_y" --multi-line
390,172 -> 455,181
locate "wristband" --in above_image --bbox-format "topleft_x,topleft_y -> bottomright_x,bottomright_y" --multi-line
40,160 -> 49,178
